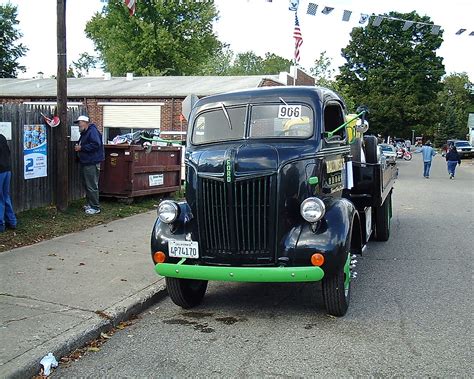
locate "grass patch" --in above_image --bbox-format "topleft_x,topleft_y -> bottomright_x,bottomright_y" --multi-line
0,191 -> 184,252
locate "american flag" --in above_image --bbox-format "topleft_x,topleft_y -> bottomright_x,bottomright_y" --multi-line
124,0 -> 136,16
293,13 -> 303,63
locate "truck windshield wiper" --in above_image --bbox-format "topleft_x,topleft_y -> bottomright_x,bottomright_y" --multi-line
221,103 -> 232,130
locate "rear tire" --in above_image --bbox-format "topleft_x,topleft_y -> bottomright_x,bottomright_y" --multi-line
364,136 -> 378,163
166,277 -> 208,308
322,253 -> 350,317
375,192 -> 391,241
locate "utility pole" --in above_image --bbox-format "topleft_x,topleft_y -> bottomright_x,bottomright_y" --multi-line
56,0 -> 68,210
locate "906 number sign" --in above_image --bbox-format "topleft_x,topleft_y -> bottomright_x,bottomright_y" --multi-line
278,105 -> 302,119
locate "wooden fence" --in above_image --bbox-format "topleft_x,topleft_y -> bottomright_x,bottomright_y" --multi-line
0,103 -> 86,212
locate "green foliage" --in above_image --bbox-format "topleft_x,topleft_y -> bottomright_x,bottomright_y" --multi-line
72,52 -> 99,78
85,0 -> 220,76
230,51 -> 264,75
198,45 -> 234,75
261,52 -> 292,75
0,4 -> 28,78
435,73 -> 472,141
199,48 -> 292,76
310,51 -> 335,87
337,11 -> 445,139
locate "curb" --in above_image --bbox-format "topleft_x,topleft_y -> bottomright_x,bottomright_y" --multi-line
1,280 -> 168,379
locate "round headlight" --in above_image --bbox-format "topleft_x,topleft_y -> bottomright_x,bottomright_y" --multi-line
158,201 -> 179,224
300,197 -> 325,223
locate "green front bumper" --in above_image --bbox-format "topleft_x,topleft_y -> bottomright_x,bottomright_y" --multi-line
155,261 -> 324,283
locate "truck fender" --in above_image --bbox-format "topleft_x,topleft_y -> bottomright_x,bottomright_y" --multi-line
150,201 -> 194,261
293,197 -> 362,276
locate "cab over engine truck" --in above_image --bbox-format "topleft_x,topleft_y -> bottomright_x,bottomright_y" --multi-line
151,86 -> 397,317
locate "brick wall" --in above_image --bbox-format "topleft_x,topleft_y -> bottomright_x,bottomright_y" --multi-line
259,79 -> 284,87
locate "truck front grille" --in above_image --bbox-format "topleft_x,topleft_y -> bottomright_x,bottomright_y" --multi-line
199,175 -> 275,264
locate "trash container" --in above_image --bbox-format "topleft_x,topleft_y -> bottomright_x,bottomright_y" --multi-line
99,144 -> 181,200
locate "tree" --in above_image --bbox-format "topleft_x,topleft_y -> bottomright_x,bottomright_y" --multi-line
310,51 -> 335,87
198,44 -> 234,75
337,11 -> 445,138
435,73 -> 472,141
85,0 -> 220,76
0,4 -> 28,78
72,52 -> 98,78
199,48 -> 292,76
261,53 -> 292,75
229,51 -> 264,75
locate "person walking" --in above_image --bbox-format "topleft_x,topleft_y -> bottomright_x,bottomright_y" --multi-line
416,140 -> 436,178
74,116 -> 105,215
445,145 -> 461,179
0,133 -> 17,232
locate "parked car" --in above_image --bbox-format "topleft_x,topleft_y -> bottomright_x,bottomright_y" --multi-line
447,140 -> 474,159
378,143 -> 397,164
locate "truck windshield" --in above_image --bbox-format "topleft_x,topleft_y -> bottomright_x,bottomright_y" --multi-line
191,103 -> 314,144
455,141 -> 470,147
249,104 -> 313,138
192,106 -> 246,144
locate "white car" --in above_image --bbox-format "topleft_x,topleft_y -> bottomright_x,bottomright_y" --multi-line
378,143 -> 397,165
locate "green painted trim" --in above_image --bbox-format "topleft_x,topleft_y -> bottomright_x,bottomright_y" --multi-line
326,110 -> 366,138
308,176 -> 319,185
155,263 -> 324,283
344,253 -> 351,290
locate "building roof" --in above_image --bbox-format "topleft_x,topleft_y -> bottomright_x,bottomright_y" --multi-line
0,75 -> 282,98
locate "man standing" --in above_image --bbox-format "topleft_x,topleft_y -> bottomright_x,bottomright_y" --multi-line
417,140 -> 436,179
74,116 -> 105,214
0,133 -> 17,232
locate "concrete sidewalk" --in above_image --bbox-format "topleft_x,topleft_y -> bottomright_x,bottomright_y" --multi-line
0,211 -> 166,378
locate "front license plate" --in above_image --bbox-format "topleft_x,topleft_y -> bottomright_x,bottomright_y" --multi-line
168,240 -> 199,259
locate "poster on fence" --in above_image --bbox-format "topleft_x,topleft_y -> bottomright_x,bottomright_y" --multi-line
24,124 -> 47,179
0,122 -> 12,140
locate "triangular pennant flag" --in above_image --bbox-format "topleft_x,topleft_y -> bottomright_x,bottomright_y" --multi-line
431,25 -> 440,35
307,3 -> 318,15
402,21 -> 414,31
372,16 -> 383,27
322,6 -> 334,15
289,0 -> 299,11
469,31 -> 474,36
359,14 -> 369,24
455,28 -> 466,35
342,10 -> 352,22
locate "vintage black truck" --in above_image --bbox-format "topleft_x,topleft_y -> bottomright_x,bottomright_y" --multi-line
151,86 -> 396,316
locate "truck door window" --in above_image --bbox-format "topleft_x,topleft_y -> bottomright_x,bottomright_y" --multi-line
192,106 -> 246,144
324,103 -> 345,140
249,104 -> 313,138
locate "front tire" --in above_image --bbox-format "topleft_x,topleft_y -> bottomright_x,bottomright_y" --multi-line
403,153 -> 412,161
322,253 -> 351,317
166,277 -> 208,308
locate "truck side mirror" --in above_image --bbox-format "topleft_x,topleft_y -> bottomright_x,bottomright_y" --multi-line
356,119 -> 369,133
355,105 -> 369,133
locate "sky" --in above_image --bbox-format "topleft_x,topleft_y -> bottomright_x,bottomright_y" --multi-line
5,0 -> 474,80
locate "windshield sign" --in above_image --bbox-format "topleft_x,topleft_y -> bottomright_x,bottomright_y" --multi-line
192,104 -> 314,144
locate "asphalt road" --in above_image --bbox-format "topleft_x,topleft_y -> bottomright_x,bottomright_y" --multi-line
55,154 -> 473,378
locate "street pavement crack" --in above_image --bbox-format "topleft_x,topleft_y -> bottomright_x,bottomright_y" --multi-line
0,293 -> 93,313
